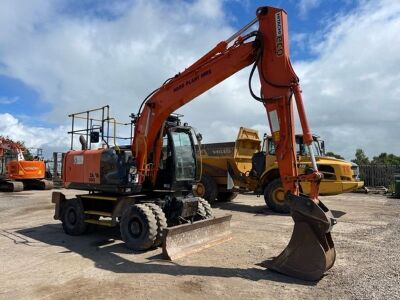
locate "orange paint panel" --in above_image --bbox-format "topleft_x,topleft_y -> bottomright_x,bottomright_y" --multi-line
7,160 -> 45,180
63,150 -> 102,184
83,150 -> 102,184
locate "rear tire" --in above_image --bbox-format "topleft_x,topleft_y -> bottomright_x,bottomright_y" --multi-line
199,174 -> 218,203
120,204 -> 157,251
145,203 -> 168,247
61,198 -> 88,235
217,191 -> 238,202
264,178 -> 290,214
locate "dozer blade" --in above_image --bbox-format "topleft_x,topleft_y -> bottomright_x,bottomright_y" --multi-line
264,193 -> 336,281
162,215 -> 232,260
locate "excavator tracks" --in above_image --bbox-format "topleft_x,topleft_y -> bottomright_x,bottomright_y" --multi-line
22,179 -> 54,190
0,180 -> 24,192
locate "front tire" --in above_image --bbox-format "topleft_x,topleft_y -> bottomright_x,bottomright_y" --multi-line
263,178 -> 290,214
61,198 -> 88,235
120,204 -> 158,251
144,203 -> 167,247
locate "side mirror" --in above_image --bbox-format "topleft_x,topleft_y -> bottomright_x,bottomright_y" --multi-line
321,141 -> 325,154
196,133 -> 203,142
90,131 -> 100,143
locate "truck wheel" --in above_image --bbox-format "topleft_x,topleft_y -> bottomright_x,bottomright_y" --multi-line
263,178 -> 290,214
196,198 -> 213,220
145,203 -> 168,247
61,198 -> 88,235
217,192 -> 238,202
120,204 -> 158,251
198,174 -> 218,203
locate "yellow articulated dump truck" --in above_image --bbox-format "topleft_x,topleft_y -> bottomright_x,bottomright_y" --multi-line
195,127 -> 364,213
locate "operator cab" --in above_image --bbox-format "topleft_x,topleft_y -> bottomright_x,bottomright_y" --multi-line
154,115 -> 199,193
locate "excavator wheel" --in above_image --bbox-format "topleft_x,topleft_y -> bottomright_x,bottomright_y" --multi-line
120,204 -> 158,251
264,194 -> 336,281
145,203 -> 168,247
61,198 -> 88,235
264,179 -> 290,214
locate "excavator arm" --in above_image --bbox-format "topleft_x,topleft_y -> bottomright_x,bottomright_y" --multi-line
132,6 -> 336,281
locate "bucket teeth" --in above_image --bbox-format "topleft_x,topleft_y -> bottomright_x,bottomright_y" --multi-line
265,194 -> 336,281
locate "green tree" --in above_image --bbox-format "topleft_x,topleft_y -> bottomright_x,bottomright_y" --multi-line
351,148 -> 370,165
325,151 -> 344,160
371,153 -> 400,165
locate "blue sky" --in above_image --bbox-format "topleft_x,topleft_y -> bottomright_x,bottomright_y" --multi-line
0,0 -> 399,159
0,0 -> 359,126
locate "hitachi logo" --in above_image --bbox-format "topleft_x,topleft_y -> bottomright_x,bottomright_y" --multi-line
24,167 -> 38,171
275,11 -> 284,56
275,12 -> 282,37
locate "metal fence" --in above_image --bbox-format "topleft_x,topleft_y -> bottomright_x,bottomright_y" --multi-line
359,165 -> 400,187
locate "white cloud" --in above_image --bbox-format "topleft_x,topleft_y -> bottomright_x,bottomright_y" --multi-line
297,0 -> 321,18
0,0 -> 265,146
0,0 -> 399,161
294,0 -> 400,159
0,96 -> 18,105
0,113 -> 69,157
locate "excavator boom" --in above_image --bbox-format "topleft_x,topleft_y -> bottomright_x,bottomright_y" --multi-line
132,6 -> 336,280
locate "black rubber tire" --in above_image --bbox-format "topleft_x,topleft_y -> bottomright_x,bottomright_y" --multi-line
263,178 -> 290,214
120,204 -> 158,251
196,198 -> 213,220
199,174 -> 218,203
61,198 -> 88,235
145,203 -> 168,247
217,191 -> 238,202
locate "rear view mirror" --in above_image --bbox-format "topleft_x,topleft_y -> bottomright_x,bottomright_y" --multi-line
90,131 -> 100,143
196,133 -> 203,142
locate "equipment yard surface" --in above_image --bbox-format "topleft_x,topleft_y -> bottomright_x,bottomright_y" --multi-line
0,190 -> 399,299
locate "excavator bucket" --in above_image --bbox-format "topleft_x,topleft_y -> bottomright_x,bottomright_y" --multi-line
264,194 -> 336,281
162,215 -> 232,260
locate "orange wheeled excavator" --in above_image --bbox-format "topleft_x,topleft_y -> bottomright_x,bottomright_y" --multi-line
53,6 -> 336,281
0,137 -> 53,192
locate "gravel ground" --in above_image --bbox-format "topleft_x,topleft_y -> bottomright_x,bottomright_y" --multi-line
0,189 -> 399,299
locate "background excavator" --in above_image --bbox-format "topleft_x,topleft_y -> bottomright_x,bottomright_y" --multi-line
52,6 -> 336,281
0,137 -> 53,192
